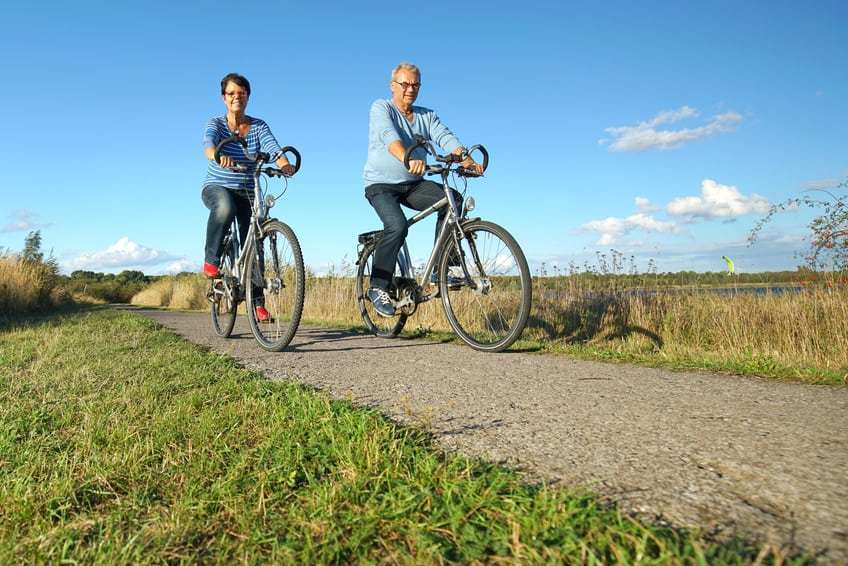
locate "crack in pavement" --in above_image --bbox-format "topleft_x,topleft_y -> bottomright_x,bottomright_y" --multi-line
131,308 -> 848,561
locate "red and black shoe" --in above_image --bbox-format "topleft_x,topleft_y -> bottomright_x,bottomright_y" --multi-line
255,305 -> 272,322
203,261 -> 220,278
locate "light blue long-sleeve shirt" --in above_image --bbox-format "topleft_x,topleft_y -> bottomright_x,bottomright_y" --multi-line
363,99 -> 462,187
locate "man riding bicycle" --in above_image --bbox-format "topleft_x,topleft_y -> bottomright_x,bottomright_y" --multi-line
201,72 -> 294,322
363,62 -> 483,317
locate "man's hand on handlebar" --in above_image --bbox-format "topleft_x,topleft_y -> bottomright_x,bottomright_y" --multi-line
459,157 -> 484,177
407,159 -> 426,176
451,147 -> 483,177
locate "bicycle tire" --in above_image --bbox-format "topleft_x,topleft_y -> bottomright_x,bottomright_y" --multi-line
245,220 -> 305,352
356,242 -> 407,338
210,235 -> 238,337
438,219 -> 531,352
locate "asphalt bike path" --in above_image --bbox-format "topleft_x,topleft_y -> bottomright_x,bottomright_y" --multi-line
133,308 -> 847,560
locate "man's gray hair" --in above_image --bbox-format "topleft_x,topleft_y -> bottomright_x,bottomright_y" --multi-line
391,62 -> 421,80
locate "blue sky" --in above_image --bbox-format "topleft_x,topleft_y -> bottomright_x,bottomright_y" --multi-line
1,1 -> 845,275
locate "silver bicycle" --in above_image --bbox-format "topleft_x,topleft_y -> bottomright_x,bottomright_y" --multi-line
208,135 -> 305,352
356,138 -> 532,352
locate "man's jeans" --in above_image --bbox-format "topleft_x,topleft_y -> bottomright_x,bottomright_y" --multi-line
365,180 -> 462,291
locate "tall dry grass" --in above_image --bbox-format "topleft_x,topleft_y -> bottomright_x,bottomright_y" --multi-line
130,270 -> 848,375
530,280 -> 848,374
130,274 -> 207,310
0,256 -> 68,314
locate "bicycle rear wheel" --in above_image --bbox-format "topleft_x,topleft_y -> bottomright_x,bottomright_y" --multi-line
438,219 -> 531,352
245,220 -> 305,352
356,242 -> 407,338
210,235 -> 238,337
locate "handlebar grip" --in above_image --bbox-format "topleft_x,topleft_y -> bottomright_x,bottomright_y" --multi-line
403,136 -> 428,171
279,146 -> 302,174
467,144 -> 489,172
213,135 -> 247,164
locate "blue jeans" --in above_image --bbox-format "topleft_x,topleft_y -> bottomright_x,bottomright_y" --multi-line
202,185 -> 264,304
202,185 -> 252,266
365,180 -> 462,291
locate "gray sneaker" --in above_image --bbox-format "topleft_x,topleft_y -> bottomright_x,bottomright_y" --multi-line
367,287 -> 396,317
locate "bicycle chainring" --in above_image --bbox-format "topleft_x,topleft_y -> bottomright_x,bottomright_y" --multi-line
393,278 -> 420,316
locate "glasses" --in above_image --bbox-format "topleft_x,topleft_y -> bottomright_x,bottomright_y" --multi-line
393,81 -> 421,91
224,91 -> 248,98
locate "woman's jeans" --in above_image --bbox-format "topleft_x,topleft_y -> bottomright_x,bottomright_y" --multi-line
202,185 -> 264,304
365,180 -> 462,291
202,184 -> 253,266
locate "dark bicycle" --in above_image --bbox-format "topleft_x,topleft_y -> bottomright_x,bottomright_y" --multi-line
355,137 -> 532,352
208,135 -> 305,352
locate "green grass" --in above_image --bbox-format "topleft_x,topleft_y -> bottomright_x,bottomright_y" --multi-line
0,307 -> 806,563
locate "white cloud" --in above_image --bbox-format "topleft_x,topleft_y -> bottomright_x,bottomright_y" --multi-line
666,179 -> 770,220
635,196 -> 660,213
162,259 -> 199,274
581,213 -> 679,245
1,209 -> 50,233
64,237 -> 180,271
600,107 -> 742,152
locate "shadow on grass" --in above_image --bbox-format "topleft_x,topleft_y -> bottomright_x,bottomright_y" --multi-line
0,302 -> 111,333
528,294 -> 664,351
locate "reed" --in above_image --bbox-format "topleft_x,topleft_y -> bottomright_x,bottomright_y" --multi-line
0,255 -> 68,314
130,269 -> 848,380
130,274 -> 207,309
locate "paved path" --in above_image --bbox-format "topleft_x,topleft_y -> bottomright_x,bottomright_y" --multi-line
134,308 -> 847,560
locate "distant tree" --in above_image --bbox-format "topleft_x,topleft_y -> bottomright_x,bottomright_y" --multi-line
117,270 -> 146,283
749,178 -> 847,271
22,230 -> 43,264
71,270 -> 99,280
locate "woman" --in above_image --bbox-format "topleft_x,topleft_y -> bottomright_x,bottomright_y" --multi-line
201,72 -> 294,322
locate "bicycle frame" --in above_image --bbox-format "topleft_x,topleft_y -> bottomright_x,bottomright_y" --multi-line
393,172 -> 481,302
212,151 -> 289,309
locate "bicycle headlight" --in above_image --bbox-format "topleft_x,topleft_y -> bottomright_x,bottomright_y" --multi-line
264,195 -> 276,209
465,196 -> 475,212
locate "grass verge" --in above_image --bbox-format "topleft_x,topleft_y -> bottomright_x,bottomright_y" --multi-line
0,308 -> 803,563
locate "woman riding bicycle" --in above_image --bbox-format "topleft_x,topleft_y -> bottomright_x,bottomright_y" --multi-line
201,72 -> 295,322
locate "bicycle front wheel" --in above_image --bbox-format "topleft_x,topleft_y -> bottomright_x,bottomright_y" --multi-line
355,242 -> 407,338
210,235 -> 238,337
438,220 -> 531,352
245,220 -> 305,352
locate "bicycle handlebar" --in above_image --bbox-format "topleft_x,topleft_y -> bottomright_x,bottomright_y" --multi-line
213,135 -> 302,177
277,146 -> 301,174
402,136 -> 489,177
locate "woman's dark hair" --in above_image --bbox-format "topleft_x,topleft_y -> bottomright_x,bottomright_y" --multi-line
220,73 -> 251,96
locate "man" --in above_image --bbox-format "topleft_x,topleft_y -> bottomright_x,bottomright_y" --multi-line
363,62 -> 483,317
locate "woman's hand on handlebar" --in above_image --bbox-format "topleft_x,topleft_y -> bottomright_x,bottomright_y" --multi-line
218,154 -> 237,169
275,156 -> 296,177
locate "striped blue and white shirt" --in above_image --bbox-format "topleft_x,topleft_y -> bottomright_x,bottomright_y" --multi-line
202,116 -> 283,190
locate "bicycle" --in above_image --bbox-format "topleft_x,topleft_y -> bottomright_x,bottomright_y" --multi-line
207,135 -> 305,352
355,137 -> 532,352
